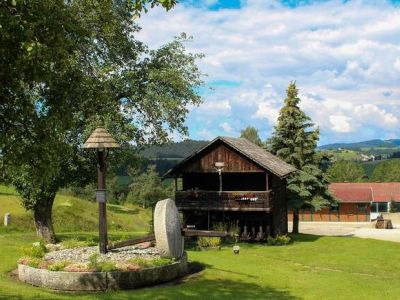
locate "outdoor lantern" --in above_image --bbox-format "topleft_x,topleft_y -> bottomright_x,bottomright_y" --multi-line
215,162 -> 225,193
83,127 -> 119,254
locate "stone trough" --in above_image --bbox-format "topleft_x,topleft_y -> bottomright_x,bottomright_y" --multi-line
18,199 -> 188,291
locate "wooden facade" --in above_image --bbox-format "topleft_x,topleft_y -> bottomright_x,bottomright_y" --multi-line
164,137 -> 296,238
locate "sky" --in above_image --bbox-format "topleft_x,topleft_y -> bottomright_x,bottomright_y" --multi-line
137,0 -> 400,145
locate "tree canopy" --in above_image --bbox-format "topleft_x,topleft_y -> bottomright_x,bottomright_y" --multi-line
240,126 -> 263,146
268,82 -> 332,233
371,159 -> 400,182
0,0 -> 203,241
327,161 -> 366,182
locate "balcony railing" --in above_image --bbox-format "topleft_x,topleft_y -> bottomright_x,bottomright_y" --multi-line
175,190 -> 271,211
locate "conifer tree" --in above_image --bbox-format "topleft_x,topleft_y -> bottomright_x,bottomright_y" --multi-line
268,82 -> 333,233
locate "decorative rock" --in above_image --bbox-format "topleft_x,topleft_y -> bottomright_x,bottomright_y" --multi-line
154,199 -> 184,259
4,213 -> 10,227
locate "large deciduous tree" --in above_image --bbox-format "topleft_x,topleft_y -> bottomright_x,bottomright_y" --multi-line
268,83 -> 333,233
0,0 -> 203,242
327,160 -> 366,182
371,159 -> 400,182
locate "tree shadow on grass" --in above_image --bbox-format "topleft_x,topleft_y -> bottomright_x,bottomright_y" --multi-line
100,278 -> 300,300
290,233 -> 321,243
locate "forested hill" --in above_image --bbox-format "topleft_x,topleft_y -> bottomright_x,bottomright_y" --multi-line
318,139 -> 400,150
141,140 -> 209,159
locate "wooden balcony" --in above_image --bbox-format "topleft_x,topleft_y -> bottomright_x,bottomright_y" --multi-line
175,190 -> 272,212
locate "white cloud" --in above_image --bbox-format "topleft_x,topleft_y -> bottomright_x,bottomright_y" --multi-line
219,122 -> 232,133
329,115 -> 353,133
195,99 -> 231,115
136,1 -> 400,143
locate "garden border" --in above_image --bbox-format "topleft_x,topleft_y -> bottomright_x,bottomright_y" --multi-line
18,252 -> 187,291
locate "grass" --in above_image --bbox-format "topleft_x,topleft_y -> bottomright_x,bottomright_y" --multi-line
0,185 -> 151,235
1,185 -> 400,299
1,233 -> 400,299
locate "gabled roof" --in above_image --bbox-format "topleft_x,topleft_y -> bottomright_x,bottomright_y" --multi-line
329,182 -> 400,203
164,136 -> 296,178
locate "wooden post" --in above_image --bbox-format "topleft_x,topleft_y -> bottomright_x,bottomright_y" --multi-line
265,172 -> 269,191
97,150 -> 108,254
207,210 -> 210,230
174,177 -> 178,191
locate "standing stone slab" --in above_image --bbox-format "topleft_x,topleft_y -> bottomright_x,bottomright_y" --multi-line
4,213 -> 10,227
154,199 -> 184,259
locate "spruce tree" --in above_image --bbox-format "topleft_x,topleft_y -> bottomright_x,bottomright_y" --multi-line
268,82 -> 333,233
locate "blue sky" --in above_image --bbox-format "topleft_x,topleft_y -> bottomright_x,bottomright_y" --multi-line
138,0 -> 400,145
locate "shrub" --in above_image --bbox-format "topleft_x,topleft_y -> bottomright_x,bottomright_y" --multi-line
197,237 -> 221,248
266,235 -> 291,246
22,241 -> 48,258
48,260 -> 71,271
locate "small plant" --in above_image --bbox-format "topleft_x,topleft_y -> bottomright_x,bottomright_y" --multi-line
48,260 -> 71,271
197,237 -> 221,248
128,257 -> 153,268
266,235 -> 291,246
88,253 -> 101,270
18,257 -> 42,268
150,258 -> 173,267
128,257 -> 173,269
99,261 -> 118,272
22,241 -> 48,258
87,253 -> 118,272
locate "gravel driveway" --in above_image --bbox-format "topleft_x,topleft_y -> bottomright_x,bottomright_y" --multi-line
288,221 -> 400,243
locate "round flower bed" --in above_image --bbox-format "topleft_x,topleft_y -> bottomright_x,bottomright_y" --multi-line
17,241 -> 187,291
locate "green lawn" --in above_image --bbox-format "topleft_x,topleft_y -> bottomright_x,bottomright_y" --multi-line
1,185 -> 400,299
0,185 -> 151,235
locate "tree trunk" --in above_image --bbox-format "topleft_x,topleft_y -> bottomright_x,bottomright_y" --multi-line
33,194 -> 56,243
292,208 -> 299,234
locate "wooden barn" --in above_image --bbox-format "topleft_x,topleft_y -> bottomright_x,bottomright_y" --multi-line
164,137 -> 296,238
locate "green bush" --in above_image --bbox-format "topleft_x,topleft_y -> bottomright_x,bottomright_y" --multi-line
23,241 -> 48,258
48,260 -> 71,271
266,235 -> 291,246
197,237 -> 221,248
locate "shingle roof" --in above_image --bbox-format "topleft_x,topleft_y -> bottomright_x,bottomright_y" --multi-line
83,127 -> 120,149
329,182 -> 400,203
164,136 -> 296,178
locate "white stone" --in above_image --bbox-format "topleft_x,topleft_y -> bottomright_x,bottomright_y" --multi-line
4,213 -> 10,227
154,199 -> 184,259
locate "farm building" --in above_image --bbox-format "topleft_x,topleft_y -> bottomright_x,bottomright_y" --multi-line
288,182 -> 400,222
164,136 -> 296,238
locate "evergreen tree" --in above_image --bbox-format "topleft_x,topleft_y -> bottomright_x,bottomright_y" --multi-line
268,82 -> 333,233
240,126 -> 263,146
